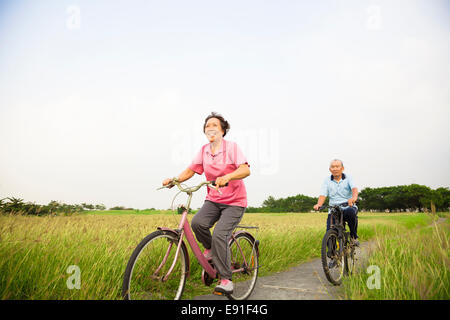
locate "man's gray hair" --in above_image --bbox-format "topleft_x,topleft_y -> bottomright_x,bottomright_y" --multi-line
330,159 -> 344,167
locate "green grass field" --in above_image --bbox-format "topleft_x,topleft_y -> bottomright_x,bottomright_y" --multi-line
0,210 -> 447,299
342,214 -> 449,299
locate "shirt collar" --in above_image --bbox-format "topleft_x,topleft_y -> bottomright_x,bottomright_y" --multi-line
205,139 -> 226,156
330,173 -> 346,181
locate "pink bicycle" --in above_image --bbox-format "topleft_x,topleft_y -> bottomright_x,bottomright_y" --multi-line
121,178 -> 260,300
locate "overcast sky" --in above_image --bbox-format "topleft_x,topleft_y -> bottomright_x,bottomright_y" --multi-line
0,0 -> 449,210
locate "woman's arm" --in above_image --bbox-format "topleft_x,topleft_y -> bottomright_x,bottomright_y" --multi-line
177,167 -> 196,182
215,164 -> 250,187
162,167 -> 196,187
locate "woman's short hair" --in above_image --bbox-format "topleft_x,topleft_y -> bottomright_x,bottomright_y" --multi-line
203,112 -> 230,137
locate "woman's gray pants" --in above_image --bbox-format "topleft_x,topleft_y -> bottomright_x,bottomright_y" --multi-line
191,200 -> 245,280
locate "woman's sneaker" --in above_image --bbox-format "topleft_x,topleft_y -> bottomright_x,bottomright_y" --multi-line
203,249 -> 212,260
214,279 -> 233,295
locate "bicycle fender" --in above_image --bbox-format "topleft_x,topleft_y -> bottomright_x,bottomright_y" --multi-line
231,230 -> 260,257
157,227 -> 191,278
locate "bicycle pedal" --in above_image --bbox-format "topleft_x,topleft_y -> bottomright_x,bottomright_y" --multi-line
213,291 -> 223,296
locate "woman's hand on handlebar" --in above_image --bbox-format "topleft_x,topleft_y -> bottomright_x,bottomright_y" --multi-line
162,178 -> 175,189
214,175 -> 230,190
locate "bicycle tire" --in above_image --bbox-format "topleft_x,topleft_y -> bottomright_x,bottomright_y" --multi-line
122,230 -> 189,300
344,237 -> 356,276
227,232 -> 259,300
321,229 -> 345,285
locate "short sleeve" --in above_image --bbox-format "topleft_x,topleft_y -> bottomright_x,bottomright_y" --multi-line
319,178 -> 329,197
228,142 -> 250,167
347,175 -> 357,189
188,147 -> 204,175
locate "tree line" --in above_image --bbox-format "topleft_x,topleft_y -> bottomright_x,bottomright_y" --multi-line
246,184 -> 449,213
0,198 -> 107,216
1,184 -> 448,216
358,185 -> 449,212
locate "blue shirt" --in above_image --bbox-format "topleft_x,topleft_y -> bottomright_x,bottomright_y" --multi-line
320,173 -> 357,206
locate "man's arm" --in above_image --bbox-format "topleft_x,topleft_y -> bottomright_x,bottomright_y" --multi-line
314,178 -> 328,210
348,188 -> 358,206
314,195 -> 327,211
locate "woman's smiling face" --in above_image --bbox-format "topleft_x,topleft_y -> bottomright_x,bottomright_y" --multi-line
204,117 -> 224,142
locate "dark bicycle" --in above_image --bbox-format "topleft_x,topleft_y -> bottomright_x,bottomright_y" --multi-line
318,202 -> 359,285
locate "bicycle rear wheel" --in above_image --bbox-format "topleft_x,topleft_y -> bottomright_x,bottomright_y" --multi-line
122,230 -> 189,300
321,229 -> 345,285
227,232 -> 259,300
344,239 -> 357,276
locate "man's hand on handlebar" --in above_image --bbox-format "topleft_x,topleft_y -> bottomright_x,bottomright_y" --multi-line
314,201 -> 355,212
348,197 -> 358,207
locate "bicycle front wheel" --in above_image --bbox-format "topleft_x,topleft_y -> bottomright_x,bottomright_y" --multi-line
321,229 -> 345,285
122,230 -> 189,300
227,232 -> 259,300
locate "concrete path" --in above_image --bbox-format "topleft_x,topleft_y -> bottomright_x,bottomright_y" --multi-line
194,241 -> 375,300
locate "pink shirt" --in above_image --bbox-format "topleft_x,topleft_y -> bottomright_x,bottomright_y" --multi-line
189,139 -> 249,207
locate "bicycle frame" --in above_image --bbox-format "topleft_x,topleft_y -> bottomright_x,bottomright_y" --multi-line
328,203 -> 359,251
155,211 -> 215,282
155,182 -> 256,282
329,207 -> 345,239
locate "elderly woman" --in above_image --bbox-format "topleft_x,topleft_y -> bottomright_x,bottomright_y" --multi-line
162,112 -> 250,295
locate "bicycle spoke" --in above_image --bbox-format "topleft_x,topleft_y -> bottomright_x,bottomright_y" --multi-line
124,232 -> 187,300
228,233 -> 259,300
322,231 -> 345,284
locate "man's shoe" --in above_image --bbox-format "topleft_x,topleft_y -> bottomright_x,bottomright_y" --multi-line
214,279 -> 233,295
352,238 -> 360,247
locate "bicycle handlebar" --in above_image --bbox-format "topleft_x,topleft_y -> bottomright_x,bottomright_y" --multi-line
157,178 -> 228,194
318,202 -> 352,211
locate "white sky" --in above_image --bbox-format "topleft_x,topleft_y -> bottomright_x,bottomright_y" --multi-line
0,0 -> 449,209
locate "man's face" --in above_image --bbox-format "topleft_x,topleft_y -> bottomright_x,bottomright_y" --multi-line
329,161 -> 344,177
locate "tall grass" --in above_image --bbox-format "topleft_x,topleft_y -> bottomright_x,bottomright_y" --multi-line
342,216 -> 449,299
0,211 -> 433,299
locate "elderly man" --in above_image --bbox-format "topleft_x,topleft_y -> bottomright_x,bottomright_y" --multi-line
313,159 -> 359,246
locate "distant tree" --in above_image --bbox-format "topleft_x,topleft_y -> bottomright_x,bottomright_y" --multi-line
251,194 -> 319,213
110,206 -> 126,210
95,204 -> 106,210
432,187 -> 450,211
